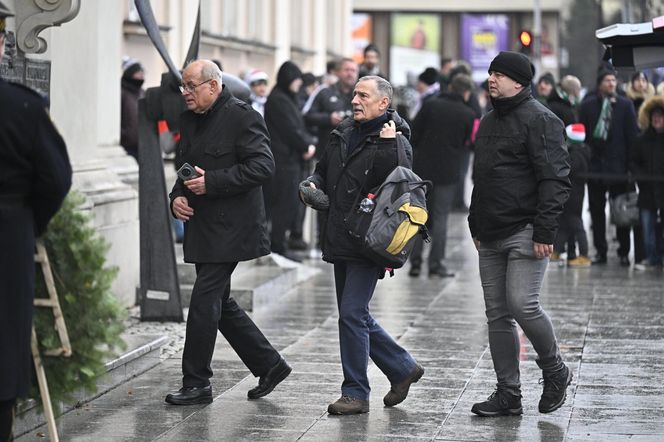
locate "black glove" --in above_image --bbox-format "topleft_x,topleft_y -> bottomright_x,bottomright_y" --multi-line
299,180 -> 329,211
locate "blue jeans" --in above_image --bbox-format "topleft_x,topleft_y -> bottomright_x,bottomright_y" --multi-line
640,208 -> 664,265
478,225 -> 563,395
333,261 -> 417,400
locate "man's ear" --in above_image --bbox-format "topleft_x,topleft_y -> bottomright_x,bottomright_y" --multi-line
379,96 -> 390,111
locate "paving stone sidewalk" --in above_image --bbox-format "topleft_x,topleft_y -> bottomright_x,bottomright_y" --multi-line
18,214 -> 664,441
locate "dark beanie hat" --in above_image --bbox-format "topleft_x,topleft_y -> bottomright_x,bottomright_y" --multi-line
538,72 -> 555,85
597,66 -> 616,86
418,67 -> 438,86
488,51 -> 534,86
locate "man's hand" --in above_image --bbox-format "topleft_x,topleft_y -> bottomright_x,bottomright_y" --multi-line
184,166 -> 206,195
533,242 -> 554,259
330,112 -> 343,126
473,238 -> 480,251
299,181 -> 316,204
303,144 -> 316,161
380,120 -> 397,138
172,196 -> 194,221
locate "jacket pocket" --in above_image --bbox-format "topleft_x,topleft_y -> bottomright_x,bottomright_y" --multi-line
203,144 -> 236,168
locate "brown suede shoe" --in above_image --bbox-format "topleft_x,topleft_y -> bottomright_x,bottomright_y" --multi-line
327,396 -> 370,415
383,364 -> 424,407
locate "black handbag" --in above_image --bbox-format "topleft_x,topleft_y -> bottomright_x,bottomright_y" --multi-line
609,191 -> 639,226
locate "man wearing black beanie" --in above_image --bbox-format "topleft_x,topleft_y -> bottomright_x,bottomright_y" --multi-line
468,51 -> 573,417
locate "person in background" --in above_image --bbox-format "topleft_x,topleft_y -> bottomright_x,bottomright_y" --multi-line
409,67 -> 440,120
1,2 -> 73,436
409,74 -> 475,278
553,124 -> 592,267
535,72 -> 555,103
579,66 -> 642,266
439,57 -> 455,92
120,57 -> 146,161
626,71 -> 655,116
359,44 -> 385,79
630,96 -> 664,269
547,75 -> 582,127
245,69 -> 269,117
264,61 -> 316,261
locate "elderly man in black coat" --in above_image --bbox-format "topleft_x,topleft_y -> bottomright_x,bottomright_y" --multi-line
408,74 -> 476,278
1,2 -> 72,436
166,59 -> 291,405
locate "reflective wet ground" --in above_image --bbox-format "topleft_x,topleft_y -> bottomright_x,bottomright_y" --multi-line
18,214 -> 664,441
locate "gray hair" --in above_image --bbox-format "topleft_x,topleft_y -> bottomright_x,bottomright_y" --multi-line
199,60 -> 223,83
358,75 -> 393,103
560,75 -> 581,97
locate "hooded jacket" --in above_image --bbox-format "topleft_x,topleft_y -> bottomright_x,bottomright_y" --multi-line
629,95 -> 664,210
468,87 -> 571,244
264,61 -> 315,168
308,109 -> 413,263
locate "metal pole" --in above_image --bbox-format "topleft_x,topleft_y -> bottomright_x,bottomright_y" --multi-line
533,0 -> 542,78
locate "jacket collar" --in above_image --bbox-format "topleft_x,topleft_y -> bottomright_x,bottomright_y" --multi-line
490,86 -> 532,116
199,85 -> 232,116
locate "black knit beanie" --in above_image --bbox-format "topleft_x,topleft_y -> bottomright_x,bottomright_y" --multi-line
488,51 -> 534,86
597,67 -> 616,86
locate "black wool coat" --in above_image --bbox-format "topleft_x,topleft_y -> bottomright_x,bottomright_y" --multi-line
308,110 -> 413,263
411,92 -> 475,185
170,86 -> 274,263
0,79 -> 72,400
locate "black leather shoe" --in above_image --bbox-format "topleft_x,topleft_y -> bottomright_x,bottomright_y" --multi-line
247,357 -> 292,399
165,386 -> 212,405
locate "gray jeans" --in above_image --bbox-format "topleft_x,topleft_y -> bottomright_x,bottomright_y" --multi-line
478,224 -> 563,394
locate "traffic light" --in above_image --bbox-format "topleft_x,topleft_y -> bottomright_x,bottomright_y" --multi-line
519,30 -> 533,54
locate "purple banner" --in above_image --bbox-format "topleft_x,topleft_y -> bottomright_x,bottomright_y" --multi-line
460,14 -> 509,82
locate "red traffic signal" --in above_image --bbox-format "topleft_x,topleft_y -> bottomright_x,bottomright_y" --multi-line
519,30 -> 533,47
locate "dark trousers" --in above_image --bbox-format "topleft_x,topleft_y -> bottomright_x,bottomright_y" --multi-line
333,261 -> 417,400
554,213 -> 589,257
268,166 -> 300,253
289,163 -> 310,240
453,150 -> 471,209
410,183 -> 456,271
0,399 -> 15,442
182,263 -> 280,387
587,180 -> 644,261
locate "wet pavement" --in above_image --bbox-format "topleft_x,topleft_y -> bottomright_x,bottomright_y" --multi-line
17,213 -> 664,441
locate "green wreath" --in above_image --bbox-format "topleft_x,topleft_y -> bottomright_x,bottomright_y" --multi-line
32,192 -> 126,411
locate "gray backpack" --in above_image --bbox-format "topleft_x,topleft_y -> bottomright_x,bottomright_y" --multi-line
345,151 -> 431,269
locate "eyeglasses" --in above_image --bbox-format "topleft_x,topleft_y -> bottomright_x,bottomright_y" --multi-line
179,79 -> 212,94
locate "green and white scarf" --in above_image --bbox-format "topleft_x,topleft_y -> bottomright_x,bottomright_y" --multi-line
592,97 -> 612,141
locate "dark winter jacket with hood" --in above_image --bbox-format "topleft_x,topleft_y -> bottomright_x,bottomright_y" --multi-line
546,86 -> 577,127
629,95 -> 664,210
264,61 -> 316,168
308,109 -> 413,263
468,86 -> 571,244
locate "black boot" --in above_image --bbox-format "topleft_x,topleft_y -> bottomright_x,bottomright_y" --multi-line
471,389 -> 523,417
538,365 -> 573,413
247,357 -> 292,399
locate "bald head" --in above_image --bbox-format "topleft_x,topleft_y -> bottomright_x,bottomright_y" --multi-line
181,59 -> 223,113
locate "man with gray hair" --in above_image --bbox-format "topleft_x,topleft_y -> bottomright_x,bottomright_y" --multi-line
166,59 -> 291,405
303,75 -> 423,415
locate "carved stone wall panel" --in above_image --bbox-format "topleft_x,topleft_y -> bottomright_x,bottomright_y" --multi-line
15,0 -> 80,53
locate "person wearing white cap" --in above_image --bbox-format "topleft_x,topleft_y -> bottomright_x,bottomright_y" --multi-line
245,69 -> 269,117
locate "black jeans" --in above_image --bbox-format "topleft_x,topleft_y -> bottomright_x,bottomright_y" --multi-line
182,263 -> 280,387
587,180 -> 644,261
